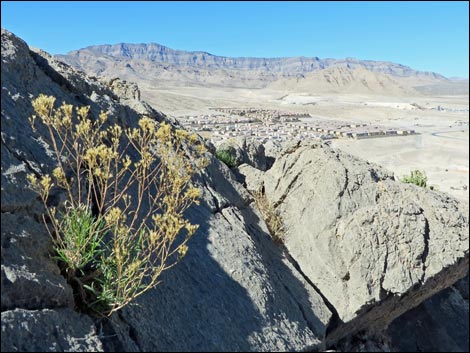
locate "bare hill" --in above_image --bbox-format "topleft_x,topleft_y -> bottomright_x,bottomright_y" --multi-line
268,66 -> 417,95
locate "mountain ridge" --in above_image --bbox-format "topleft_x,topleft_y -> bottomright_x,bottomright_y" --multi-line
56,42 -> 448,90
59,42 -> 445,79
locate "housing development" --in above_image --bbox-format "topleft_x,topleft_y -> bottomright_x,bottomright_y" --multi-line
177,107 -> 417,146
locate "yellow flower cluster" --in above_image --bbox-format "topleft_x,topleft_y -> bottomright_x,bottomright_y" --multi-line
138,117 -> 156,134
76,118 -> 92,136
83,144 -> 117,168
76,106 -> 90,120
155,122 -> 171,141
52,167 -> 67,187
31,94 -> 56,122
104,207 -> 124,225
28,94 -> 209,316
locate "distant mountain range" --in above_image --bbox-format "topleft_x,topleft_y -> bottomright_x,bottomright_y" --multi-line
56,42 -> 467,95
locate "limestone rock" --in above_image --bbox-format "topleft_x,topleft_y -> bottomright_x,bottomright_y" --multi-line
243,140 -> 267,171
263,140 -> 469,343
263,139 -> 283,170
102,199 -> 332,351
216,141 -> 245,167
216,139 -> 267,171
1,28 -> 332,352
1,308 -> 103,352
103,77 -> 141,101
1,213 -> 74,311
387,274 -> 469,352
232,163 -> 265,193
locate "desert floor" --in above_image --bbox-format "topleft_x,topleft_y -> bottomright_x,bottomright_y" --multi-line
141,84 -> 469,204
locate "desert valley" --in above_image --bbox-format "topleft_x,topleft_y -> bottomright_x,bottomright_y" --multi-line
57,42 -> 469,202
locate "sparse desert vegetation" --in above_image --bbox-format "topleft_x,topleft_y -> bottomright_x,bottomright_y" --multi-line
401,170 -> 428,188
27,94 -> 208,316
253,188 -> 285,244
216,148 -> 238,168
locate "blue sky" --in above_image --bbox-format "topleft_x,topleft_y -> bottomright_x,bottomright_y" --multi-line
1,1 -> 469,78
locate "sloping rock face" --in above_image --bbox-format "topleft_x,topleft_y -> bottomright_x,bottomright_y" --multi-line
1,28 -> 332,352
387,274 -> 469,352
263,140 -> 469,344
1,309 -> 104,352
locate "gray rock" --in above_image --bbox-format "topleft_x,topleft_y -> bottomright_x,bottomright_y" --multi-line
216,141 -> 245,167
263,140 -> 469,343
232,163 -> 265,193
1,213 -> 74,311
1,308 -> 103,352
216,140 -> 267,171
387,274 -> 469,352
103,77 -> 141,101
333,331 -> 392,352
104,201 -> 332,351
1,28 -> 332,352
243,140 -> 268,171
263,139 -> 283,170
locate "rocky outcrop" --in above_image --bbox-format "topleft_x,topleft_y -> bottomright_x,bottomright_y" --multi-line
216,139 -> 267,171
262,140 -> 469,345
103,77 -> 141,101
263,139 -> 284,170
1,27 -> 468,352
1,28 -> 332,352
233,163 -> 264,193
242,140 -> 268,171
1,309 -> 104,352
388,274 -> 469,352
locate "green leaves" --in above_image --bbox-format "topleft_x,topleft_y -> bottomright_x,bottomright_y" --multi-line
401,170 -> 428,188
53,204 -> 105,274
216,149 -> 237,168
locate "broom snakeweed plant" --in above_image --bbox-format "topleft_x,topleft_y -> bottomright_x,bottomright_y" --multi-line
27,94 -> 208,316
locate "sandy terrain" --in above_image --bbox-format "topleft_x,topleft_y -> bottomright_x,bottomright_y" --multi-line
140,84 -> 469,203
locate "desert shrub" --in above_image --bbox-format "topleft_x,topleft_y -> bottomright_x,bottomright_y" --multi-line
253,188 -> 285,244
401,170 -> 428,188
216,149 -> 237,168
27,94 -> 208,316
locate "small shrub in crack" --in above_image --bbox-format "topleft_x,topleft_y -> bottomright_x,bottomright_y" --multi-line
27,94 -> 209,316
253,188 -> 285,244
215,149 -> 238,168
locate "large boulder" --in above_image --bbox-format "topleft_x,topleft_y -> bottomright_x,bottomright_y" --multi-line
232,163 -> 265,193
263,140 -> 469,344
243,140 -> 267,171
263,139 -> 284,169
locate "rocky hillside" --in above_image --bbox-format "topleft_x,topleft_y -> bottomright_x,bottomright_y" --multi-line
268,66 -> 415,95
1,28 -> 469,352
56,42 -> 447,90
